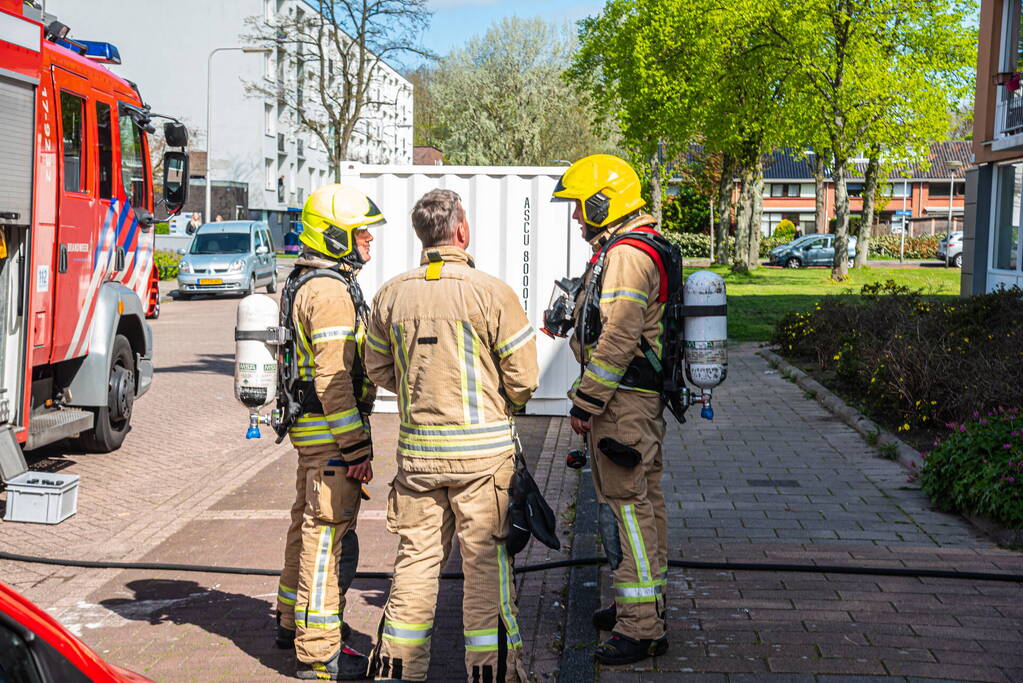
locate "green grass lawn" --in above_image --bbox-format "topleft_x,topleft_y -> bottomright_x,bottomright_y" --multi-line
705,265 -> 962,341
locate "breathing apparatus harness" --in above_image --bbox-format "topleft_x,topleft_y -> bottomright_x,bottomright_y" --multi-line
273,261 -> 371,445
545,221 -> 691,423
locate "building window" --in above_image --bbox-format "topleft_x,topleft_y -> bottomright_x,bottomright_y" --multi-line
265,159 -> 274,191
769,183 -> 801,197
993,162 -> 1022,272
264,51 -> 273,81
887,182 -> 911,198
927,181 -> 965,197
847,183 -> 864,198
264,104 -> 275,137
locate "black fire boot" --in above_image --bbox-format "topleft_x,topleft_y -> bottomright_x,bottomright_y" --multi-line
593,632 -> 668,665
592,603 -> 617,632
296,644 -> 369,680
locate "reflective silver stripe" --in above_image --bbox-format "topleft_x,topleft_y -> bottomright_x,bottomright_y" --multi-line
464,633 -> 500,648
383,624 -> 433,640
494,324 -> 533,358
600,288 -> 648,304
398,423 -> 510,437
312,526 -> 334,611
586,360 -> 625,383
311,326 -> 355,344
290,433 -> 334,445
296,610 -> 342,625
293,418 -> 329,429
392,323 -> 411,420
277,584 -> 297,604
614,584 -> 661,598
366,332 -> 390,353
622,504 -> 652,583
461,322 -> 482,424
497,544 -> 522,647
398,438 -> 514,453
326,410 -> 362,432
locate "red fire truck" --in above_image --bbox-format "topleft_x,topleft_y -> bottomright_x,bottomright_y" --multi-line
0,0 -> 188,479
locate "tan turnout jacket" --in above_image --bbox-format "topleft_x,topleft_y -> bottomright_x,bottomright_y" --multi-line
569,214 -> 666,418
364,246 -> 539,474
287,254 -> 376,463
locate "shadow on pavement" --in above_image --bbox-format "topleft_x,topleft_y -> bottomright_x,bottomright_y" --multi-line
155,353 -> 235,375
100,578 -> 373,678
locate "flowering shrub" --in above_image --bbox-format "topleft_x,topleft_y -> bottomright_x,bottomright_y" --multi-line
920,411 -> 1023,528
773,219 -> 797,240
773,282 -> 1023,428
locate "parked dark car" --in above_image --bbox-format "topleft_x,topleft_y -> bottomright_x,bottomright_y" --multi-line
769,234 -> 857,268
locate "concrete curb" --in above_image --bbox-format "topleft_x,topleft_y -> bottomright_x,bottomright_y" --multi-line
755,348 -> 923,473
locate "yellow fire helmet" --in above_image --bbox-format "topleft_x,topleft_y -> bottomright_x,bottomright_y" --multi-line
552,154 -> 646,229
300,183 -> 386,262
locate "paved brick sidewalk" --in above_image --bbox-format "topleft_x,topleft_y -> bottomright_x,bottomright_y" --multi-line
593,343 -> 1023,683
0,284 -> 580,682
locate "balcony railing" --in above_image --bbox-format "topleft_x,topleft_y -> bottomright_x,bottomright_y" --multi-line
997,81 -> 1023,139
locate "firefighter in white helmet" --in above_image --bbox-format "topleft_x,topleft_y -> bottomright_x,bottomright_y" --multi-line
363,189 -> 539,682
275,183 -> 384,680
552,154 -> 669,665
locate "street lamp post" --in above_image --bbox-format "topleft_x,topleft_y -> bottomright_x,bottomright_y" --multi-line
206,46 -> 271,223
946,159 -> 964,237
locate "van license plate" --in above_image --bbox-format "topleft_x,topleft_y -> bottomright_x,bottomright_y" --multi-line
199,278 -> 223,285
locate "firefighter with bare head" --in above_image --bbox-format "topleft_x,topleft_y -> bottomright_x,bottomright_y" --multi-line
364,189 -> 539,682
275,183 -> 383,680
552,155 -> 669,665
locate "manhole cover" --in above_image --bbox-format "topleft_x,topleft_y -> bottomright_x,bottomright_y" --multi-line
747,479 -> 801,487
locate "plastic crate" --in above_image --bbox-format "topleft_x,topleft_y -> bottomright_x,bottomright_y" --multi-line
3,472 -> 79,524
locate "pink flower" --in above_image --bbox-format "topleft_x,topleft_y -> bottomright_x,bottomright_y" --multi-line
1005,444 -> 1013,450
960,425 -> 967,432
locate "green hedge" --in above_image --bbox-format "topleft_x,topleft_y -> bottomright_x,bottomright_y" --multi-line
774,282 -> 1023,429
921,412 -> 1023,528
868,234 -> 944,259
154,250 -> 181,280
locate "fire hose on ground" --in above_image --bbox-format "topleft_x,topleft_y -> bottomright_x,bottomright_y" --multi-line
1,550 -> 1021,583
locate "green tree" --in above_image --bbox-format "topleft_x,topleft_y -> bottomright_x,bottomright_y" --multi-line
428,17 -> 613,166
764,0 -> 976,280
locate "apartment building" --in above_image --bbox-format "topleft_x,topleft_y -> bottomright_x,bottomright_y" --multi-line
965,0 -> 1023,293
46,0 -> 413,243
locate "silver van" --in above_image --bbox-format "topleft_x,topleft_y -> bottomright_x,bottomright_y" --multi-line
176,221 -> 277,298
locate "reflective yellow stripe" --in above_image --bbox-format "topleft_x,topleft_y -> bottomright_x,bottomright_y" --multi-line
497,544 -> 522,648
366,330 -> 390,354
457,322 -> 484,425
391,323 -> 411,421
383,619 -> 433,645
600,287 -> 648,305
325,408 -> 363,435
310,326 -> 355,345
494,324 -> 533,358
277,583 -> 297,606
295,322 -> 315,380
311,526 -> 334,612
622,504 -> 652,583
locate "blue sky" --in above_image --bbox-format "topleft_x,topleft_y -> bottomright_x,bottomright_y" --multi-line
419,0 -> 603,60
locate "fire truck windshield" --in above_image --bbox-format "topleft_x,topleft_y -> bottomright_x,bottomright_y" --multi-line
190,233 -> 250,254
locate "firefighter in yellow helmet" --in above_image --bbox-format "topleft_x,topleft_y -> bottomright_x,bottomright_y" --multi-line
552,154 -> 669,664
275,183 -> 383,680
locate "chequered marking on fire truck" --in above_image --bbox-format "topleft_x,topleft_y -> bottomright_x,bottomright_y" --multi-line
65,198 -> 150,360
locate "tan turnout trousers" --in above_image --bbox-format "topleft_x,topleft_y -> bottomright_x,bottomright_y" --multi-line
589,391 -> 667,639
278,442 -> 363,663
373,458 -> 524,682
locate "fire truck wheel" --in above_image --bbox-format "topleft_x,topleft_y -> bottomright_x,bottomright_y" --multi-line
147,297 -> 161,320
78,334 -> 135,453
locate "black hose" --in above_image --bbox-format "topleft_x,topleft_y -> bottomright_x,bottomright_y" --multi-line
1,551 -> 1021,583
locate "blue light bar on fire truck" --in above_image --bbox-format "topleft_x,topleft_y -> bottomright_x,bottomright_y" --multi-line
56,38 -> 121,64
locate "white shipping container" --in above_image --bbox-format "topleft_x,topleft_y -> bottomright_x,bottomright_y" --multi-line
339,163 -> 590,415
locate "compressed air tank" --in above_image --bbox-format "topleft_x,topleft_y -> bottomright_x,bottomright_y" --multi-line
683,270 -> 727,390
235,294 -> 279,411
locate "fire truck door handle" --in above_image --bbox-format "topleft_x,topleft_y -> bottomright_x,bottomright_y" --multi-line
58,245 -> 68,274
0,212 -> 19,220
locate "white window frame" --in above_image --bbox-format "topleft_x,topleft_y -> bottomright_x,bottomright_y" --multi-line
265,159 -> 274,191
989,160 -> 1023,275
264,103 -> 275,137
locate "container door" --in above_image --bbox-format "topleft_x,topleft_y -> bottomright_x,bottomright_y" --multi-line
0,74 -> 33,430
50,66 -> 97,362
